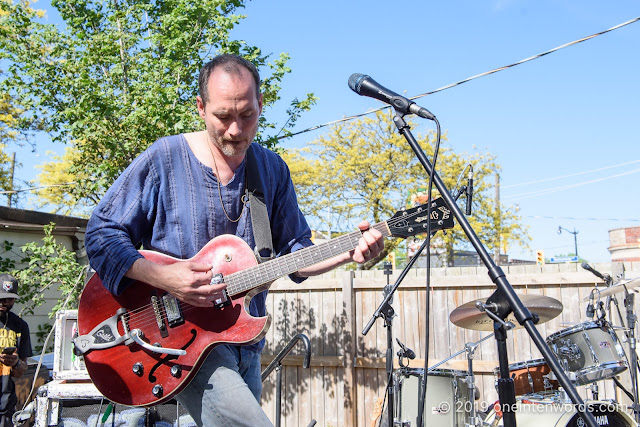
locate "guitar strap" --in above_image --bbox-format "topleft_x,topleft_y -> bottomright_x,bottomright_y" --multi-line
245,145 -> 274,264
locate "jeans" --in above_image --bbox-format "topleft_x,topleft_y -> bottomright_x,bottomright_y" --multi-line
175,344 -> 272,427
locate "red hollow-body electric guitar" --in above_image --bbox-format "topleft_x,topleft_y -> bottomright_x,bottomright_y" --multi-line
75,198 -> 453,406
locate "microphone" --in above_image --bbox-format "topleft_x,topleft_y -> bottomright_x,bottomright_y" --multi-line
396,338 -> 416,360
465,165 -> 473,216
348,73 -> 436,120
586,298 -> 595,319
581,262 -> 608,281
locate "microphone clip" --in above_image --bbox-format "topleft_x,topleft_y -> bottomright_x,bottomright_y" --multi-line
396,338 -> 416,367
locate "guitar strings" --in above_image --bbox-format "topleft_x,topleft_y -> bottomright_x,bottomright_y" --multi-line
114,204 -> 441,334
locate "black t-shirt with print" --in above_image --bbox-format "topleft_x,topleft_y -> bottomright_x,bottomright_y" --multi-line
0,311 -> 32,416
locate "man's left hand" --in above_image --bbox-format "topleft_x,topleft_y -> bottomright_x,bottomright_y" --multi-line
352,220 -> 384,264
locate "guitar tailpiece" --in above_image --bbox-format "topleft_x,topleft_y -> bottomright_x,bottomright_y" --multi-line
73,308 -> 131,354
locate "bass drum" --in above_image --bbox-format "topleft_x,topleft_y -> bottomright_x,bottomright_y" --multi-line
484,400 -> 637,427
394,368 -> 470,427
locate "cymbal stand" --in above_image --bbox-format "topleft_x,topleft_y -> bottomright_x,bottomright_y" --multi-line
463,333 -> 502,427
422,332 -> 498,426
465,341 -> 481,427
390,111 -> 599,427
584,265 -> 640,422
623,288 -> 640,423
426,332 -> 497,372
475,301 -> 520,426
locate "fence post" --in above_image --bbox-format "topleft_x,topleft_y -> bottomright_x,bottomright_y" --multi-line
342,270 -> 356,427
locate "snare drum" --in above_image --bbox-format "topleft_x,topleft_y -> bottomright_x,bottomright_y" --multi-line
493,359 -> 559,396
546,321 -> 628,385
394,368 -> 470,427
484,399 -> 636,426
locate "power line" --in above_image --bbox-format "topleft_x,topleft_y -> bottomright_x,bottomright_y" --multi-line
10,18 -> 640,198
280,16 -> 640,140
502,160 -> 640,189
503,167 -> 640,201
0,182 -> 77,195
523,215 -> 640,223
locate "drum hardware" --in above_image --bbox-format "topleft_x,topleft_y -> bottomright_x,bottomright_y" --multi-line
463,340 -> 482,427
495,359 -> 560,397
582,264 -> 640,424
587,381 -> 600,400
547,321 -> 628,386
449,291 -> 574,427
391,332 -> 496,427
585,277 -> 640,300
553,337 -> 584,371
623,291 -> 640,423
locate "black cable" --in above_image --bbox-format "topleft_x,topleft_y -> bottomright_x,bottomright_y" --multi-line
377,371 -> 394,427
416,118 -> 442,427
612,376 -> 635,402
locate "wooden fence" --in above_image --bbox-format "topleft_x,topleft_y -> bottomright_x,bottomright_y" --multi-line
259,261 -> 640,426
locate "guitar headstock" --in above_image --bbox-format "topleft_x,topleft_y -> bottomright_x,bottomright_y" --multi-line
387,197 -> 454,238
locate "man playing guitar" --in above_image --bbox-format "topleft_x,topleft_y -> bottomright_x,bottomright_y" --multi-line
84,53 -> 384,426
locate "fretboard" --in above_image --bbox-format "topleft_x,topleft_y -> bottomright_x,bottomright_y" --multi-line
224,222 -> 391,297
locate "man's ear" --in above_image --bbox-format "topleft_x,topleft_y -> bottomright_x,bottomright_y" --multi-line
196,96 -> 206,120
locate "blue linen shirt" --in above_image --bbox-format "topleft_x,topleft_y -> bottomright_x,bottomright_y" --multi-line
85,134 -> 312,352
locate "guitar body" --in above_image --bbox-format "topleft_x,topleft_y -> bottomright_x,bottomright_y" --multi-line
77,235 -> 272,407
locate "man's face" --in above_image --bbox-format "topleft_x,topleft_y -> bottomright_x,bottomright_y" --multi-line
197,67 -> 263,159
0,298 -> 14,315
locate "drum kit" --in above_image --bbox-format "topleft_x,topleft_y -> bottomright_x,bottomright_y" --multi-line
388,270 -> 640,427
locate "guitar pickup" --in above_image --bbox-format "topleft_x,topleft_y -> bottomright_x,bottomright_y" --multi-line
211,273 -> 231,309
162,294 -> 184,327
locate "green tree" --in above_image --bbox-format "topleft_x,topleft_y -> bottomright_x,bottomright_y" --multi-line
1,0 -> 315,214
283,111 -> 529,268
11,223 -> 85,317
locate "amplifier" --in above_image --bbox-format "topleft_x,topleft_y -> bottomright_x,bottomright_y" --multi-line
53,310 -> 88,381
34,380 -> 195,427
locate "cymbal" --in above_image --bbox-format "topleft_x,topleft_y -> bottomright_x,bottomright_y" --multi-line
582,277 -> 640,301
449,294 -> 563,331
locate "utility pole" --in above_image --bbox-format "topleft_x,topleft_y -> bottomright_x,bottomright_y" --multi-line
7,152 -> 15,207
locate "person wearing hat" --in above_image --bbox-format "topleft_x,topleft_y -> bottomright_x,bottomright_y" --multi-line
0,274 -> 32,427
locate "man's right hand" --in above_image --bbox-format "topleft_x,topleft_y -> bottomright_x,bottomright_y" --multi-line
126,258 -> 227,307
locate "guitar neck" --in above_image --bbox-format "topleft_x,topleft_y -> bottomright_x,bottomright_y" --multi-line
224,222 -> 391,297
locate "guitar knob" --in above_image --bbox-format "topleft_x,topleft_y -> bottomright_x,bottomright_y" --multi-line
171,365 -> 182,378
132,362 -> 144,376
152,384 -> 163,397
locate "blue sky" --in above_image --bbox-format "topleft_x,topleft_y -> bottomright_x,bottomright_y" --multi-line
19,0 -> 640,264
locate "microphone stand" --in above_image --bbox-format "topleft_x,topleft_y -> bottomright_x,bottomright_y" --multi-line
623,286 -> 640,423
389,112 -> 598,427
362,186 -> 465,427
382,261 -> 395,427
